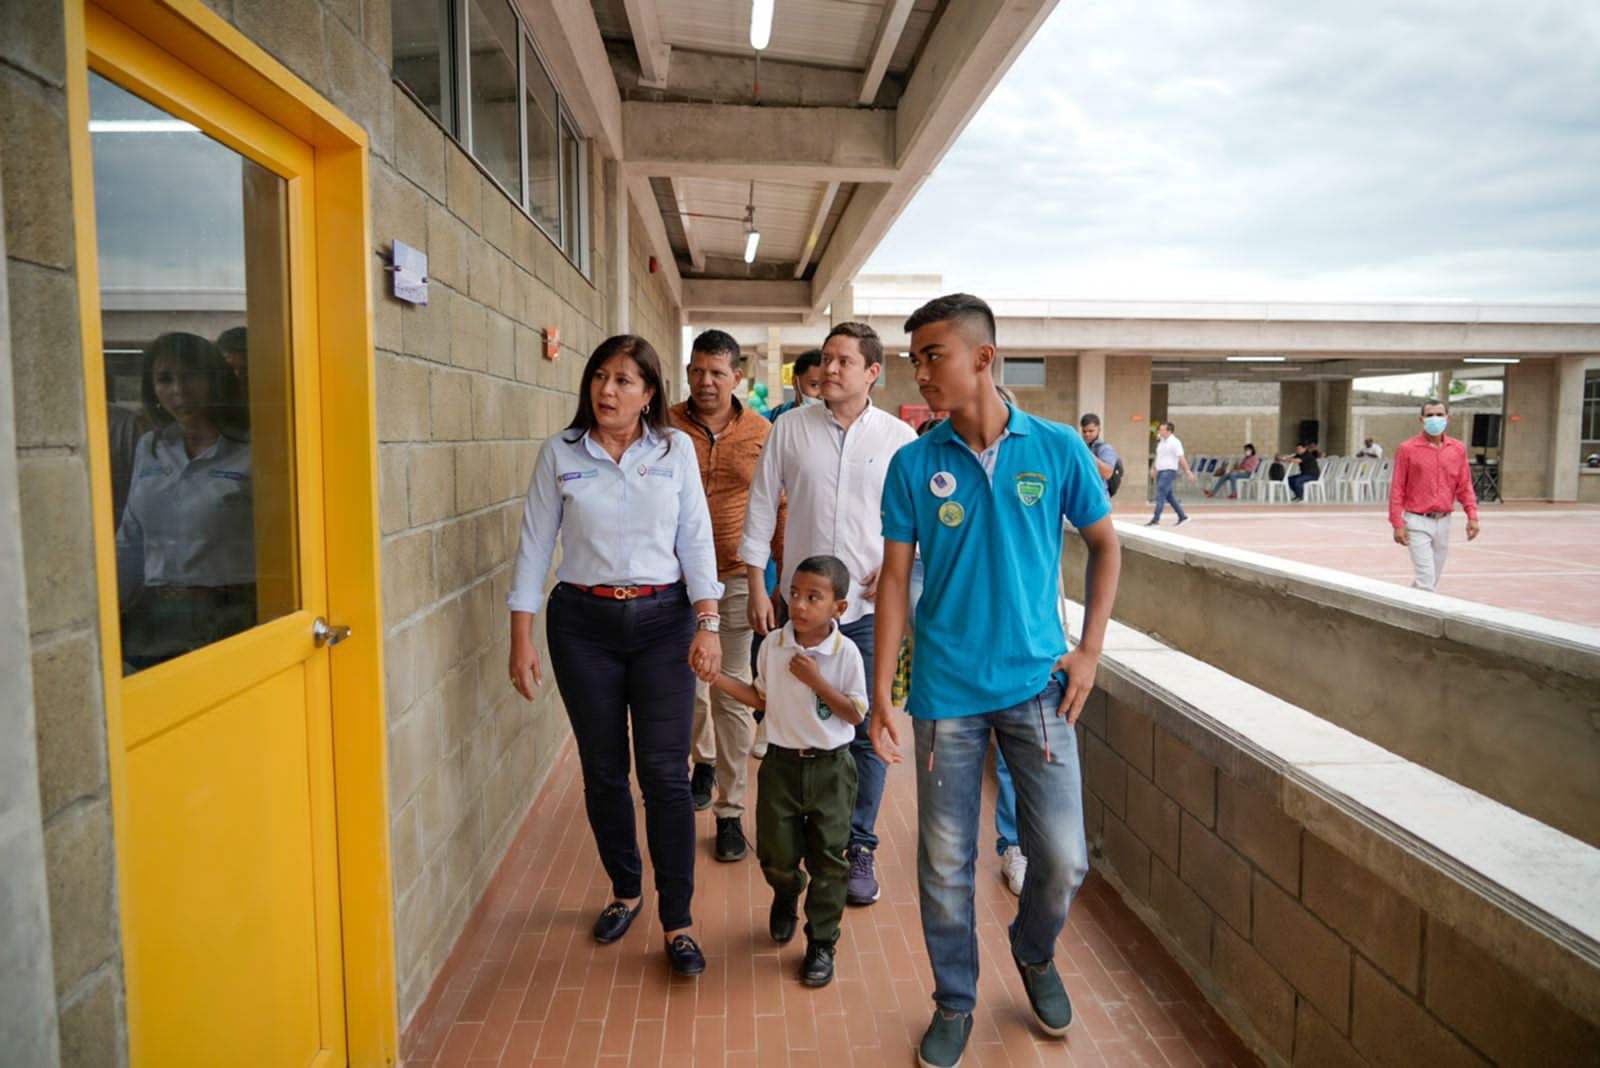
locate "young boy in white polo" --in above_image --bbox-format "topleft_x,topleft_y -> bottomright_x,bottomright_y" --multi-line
711,554 -> 866,989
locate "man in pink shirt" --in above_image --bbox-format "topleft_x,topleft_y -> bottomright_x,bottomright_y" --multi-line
1389,399 -> 1481,591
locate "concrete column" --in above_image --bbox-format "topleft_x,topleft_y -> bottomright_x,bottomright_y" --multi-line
1432,369 -> 1452,403
1501,359 -> 1557,499
1550,355 -> 1586,501
764,326 -> 783,404
1278,381 -> 1317,454
830,282 -> 855,325
1106,357 -> 1152,502
1077,351 -> 1107,422
1324,379 -> 1354,456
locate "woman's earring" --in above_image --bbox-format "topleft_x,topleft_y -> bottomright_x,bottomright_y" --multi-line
642,403 -> 650,417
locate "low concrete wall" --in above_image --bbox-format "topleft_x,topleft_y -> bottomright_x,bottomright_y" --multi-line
1067,606 -> 1600,1067
1063,525 -> 1600,847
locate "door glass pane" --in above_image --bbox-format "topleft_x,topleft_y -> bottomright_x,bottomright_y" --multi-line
467,0 -> 521,198
90,72 -> 300,676
560,117 -> 581,263
524,37 -> 559,237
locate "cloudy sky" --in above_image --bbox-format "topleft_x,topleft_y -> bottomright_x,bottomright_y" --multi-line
864,0 -> 1600,303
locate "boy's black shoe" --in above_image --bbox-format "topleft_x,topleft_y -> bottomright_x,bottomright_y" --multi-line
1012,954 -> 1073,1035
715,817 -> 747,861
800,939 -> 836,988
769,892 -> 799,945
917,1007 -> 973,1068
690,762 -> 715,810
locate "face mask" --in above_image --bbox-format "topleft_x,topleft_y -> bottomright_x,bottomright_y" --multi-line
797,394 -> 822,408
1423,415 -> 1448,436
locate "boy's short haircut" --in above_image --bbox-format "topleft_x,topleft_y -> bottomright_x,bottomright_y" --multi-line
1161,421 -> 1177,432
794,554 -> 850,600
823,322 -> 883,367
691,328 -> 740,366
902,292 -> 997,347
1080,412 -> 1101,428
793,348 -> 823,374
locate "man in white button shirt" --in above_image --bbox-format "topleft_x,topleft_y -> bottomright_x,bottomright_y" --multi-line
1146,421 -> 1194,526
741,321 -> 917,906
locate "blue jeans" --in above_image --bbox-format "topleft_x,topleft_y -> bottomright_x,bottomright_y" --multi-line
1210,471 -> 1248,496
914,680 -> 1088,1013
840,614 -> 886,851
1152,469 -> 1187,521
1289,473 -> 1318,500
994,748 -> 1018,855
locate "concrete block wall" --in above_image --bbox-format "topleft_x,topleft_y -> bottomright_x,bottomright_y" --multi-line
1502,360 -> 1555,498
1076,690 -> 1600,1067
1,2 -> 128,1063
1164,409 -> 1279,467
1007,353 -> 1077,427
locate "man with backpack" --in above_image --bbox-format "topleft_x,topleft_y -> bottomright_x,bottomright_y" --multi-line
1079,413 -> 1123,498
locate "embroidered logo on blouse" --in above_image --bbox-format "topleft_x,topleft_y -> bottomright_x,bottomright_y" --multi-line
559,470 -> 598,482
644,466 -> 674,478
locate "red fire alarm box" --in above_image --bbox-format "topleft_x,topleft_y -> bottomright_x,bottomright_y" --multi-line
543,327 -> 560,360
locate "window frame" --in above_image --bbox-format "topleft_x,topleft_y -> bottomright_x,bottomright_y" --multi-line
1582,373 -> 1600,443
394,0 -> 589,276
1000,357 -> 1046,389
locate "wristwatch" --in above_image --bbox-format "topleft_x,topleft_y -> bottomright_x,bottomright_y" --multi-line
696,614 -> 721,634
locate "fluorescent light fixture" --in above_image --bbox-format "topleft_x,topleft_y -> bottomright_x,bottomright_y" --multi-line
89,118 -> 199,134
1225,355 -> 1287,363
1462,357 -> 1521,364
743,229 -> 761,263
750,0 -> 774,50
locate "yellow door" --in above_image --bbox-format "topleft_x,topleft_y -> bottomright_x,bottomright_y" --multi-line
82,8 -> 346,1065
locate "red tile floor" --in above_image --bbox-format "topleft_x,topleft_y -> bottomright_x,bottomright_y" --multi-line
1110,501 -> 1600,627
402,744 -> 1263,1067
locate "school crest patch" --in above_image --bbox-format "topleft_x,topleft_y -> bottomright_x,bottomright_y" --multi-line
1015,472 -> 1047,507
938,500 -> 965,527
816,695 -> 833,720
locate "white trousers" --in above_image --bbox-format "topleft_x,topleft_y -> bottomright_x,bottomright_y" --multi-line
1403,511 -> 1453,591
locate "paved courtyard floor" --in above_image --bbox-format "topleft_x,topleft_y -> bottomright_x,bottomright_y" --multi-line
1111,501 -> 1600,627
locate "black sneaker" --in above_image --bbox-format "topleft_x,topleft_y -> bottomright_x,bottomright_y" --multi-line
715,817 -> 747,862
845,844 -> 880,905
769,891 -> 799,944
1176,515 -> 1190,526
1144,518 -> 1159,526
690,762 -> 715,811
666,934 -> 706,977
917,1006 -> 973,1068
800,939 -> 836,987
1012,954 -> 1073,1036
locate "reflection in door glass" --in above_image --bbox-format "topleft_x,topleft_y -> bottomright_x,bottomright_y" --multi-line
91,72 -> 299,675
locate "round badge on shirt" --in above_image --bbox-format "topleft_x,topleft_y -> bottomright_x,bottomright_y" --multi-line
938,500 -> 965,527
637,464 -> 648,476
929,471 -> 957,498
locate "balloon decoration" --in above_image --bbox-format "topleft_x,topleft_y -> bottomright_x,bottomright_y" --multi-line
746,377 -> 771,415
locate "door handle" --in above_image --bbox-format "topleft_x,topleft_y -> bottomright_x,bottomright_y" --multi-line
312,617 -> 352,648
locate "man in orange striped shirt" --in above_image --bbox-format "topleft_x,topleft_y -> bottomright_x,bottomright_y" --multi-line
1388,398 -> 1480,591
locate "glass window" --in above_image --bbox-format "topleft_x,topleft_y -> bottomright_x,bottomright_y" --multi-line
91,73 -> 300,675
1002,357 -> 1046,387
1583,375 -> 1600,441
466,0 -> 521,198
392,0 -> 452,125
524,38 -> 560,237
560,116 -> 583,264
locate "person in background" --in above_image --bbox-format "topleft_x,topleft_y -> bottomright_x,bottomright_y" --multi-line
671,328 -> 783,863
507,334 -> 723,978
872,293 -> 1120,1068
709,554 -> 865,989
741,321 -> 917,908
1079,413 -> 1119,491
115,332 -> 254,671
1279,442 -> 1322,501
767,348 -> 825,421
1357,437 -> 1384,460
1205,444 -> 1259,498
216,325 -> 248,393
1146,421 -> 1194,526
1389,399 -> 1479,591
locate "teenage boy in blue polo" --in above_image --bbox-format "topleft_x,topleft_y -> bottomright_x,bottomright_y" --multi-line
871,294 -> 1121,1068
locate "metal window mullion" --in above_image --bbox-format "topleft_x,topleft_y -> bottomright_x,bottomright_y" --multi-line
516,19 -> 529,210
454,0 -> 472,150
437,0 -> 454,131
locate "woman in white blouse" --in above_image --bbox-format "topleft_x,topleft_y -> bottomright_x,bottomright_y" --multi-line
508,334 -> 723,977
115,332 -> 254,672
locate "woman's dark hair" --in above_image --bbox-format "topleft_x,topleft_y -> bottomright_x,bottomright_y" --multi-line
139,331 -> 247,454
1244,443 -> 1256,454
565,334 -> 672,448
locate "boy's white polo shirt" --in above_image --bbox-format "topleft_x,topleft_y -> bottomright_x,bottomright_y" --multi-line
754,621 -> 866,751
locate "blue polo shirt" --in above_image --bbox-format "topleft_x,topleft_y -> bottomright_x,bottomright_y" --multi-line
881,406 -> 1111,720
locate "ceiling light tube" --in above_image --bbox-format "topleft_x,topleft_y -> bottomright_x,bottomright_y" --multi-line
1225,355 -> 1287,363
750,0 -> 774,50
743,229 -> 761,263
1461,357 -> 1521,364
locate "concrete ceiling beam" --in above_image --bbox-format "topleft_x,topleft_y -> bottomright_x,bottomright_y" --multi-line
795,181 -> 840,279
619,0 -> 671,88
810,0 -> 1060,316
622,101 -> 897,182
626,175 -> 684,307
518,0 -> 623,158
859,0 -> 918,105
682,279 -> 814,314
663,178 -> 706,272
